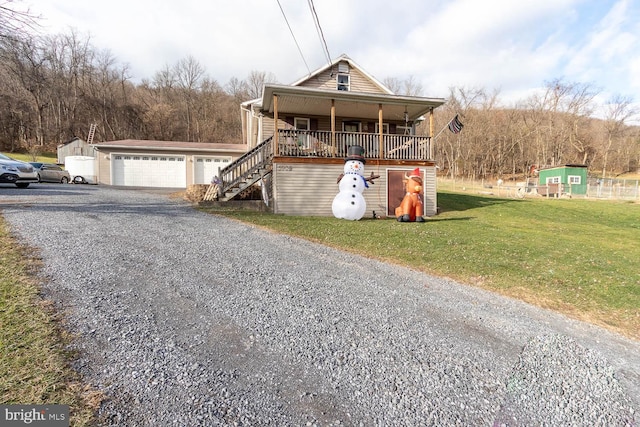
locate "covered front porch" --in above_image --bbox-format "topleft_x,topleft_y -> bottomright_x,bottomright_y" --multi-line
249,83 -> 446,162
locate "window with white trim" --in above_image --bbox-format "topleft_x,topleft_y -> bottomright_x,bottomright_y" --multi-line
568,175 -> 581,184
546,176 -> 561,184
337,74 -> 350,91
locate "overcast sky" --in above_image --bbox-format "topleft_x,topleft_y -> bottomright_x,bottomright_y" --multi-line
21,0 -> 640,120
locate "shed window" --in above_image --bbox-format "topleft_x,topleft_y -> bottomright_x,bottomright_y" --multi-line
546,176 -> 561,184
337,74 -> 350,91
568,175 -> 581,184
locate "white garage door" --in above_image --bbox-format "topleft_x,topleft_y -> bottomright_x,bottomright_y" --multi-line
112,154 -> 186,188
194,156 -> 232,184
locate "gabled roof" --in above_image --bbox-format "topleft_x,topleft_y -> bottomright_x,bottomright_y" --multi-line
290,54 -> 394,94
242,54 -> 445,121
241,54 -> 396,110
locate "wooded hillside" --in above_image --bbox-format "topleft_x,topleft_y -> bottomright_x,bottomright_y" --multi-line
1,28 -> 638,179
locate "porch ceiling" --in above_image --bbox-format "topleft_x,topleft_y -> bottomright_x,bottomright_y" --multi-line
261,84 -> 446,122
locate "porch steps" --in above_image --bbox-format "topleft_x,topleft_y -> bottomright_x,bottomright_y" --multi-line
218,137 -> 274,202
220,167 -> 271,201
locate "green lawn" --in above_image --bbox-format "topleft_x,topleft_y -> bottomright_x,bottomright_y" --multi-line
205,192 -> 640,339
1,152 -> 58,163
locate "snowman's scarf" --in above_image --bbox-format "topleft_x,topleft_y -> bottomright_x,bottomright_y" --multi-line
345,171 -> 369,188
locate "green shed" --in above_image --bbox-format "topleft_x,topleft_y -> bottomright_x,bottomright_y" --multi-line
538,164 -> 588,196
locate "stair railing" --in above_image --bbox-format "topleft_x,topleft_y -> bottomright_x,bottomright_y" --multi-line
219,137 -> 273,197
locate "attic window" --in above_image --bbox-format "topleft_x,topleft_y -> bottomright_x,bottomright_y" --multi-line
337,74 -> 350,91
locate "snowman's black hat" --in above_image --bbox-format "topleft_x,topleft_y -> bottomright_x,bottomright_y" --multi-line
345,145 -> 366,164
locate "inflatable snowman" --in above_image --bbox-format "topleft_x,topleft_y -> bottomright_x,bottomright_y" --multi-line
332,145 -> 369,220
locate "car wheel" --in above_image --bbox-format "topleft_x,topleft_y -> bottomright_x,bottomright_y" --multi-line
15,183 -> 30,188
61,176 -> 69,184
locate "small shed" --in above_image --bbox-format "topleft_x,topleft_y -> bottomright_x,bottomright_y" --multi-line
57,137 -> 93,164
538,164 -> 588,196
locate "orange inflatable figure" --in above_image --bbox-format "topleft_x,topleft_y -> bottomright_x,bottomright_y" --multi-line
395,168 -> 425,222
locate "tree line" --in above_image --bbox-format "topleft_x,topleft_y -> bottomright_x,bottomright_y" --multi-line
1,12 -> 638,179
427,84 -> 639,180
0,27 -> 275,153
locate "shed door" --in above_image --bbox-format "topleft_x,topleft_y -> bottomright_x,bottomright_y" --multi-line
112,155 -> 186,187
194,157 -> 232,184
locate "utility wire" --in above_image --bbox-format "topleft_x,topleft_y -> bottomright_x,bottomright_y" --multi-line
307,0 -> 332,66
276,0 -> 312,75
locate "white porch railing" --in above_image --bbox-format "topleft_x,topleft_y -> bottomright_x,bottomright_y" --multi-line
276,129 -> 431,160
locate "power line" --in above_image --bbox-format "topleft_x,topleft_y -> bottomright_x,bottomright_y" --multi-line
275,0 -> 311,75
307,0 -> 332,66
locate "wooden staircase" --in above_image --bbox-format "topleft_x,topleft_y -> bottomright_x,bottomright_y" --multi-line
218,137 -> 273,202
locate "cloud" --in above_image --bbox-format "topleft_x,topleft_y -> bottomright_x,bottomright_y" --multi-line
24,0 -> 640,112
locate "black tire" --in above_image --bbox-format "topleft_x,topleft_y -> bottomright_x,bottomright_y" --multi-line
61,176 -> 69,184
15,183 -> 30,188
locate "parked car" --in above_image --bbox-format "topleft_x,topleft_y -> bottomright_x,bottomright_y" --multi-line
0,153 -> 39,188
29,162 -> 71,183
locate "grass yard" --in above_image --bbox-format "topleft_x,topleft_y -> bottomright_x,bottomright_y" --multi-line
204,192 -> 640,340
0,218 -> 99,425
2,152 -> 58,164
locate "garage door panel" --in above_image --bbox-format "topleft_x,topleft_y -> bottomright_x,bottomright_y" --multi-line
194,156 -> 231,184
112,155 -> 186,188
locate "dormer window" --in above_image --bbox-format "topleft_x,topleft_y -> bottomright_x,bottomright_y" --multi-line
337,74 -> 350,91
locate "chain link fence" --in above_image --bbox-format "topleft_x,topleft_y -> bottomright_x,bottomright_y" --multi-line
438,177 -> 640,201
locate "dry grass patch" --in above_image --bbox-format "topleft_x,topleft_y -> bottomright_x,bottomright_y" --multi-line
0,217 -> 101,426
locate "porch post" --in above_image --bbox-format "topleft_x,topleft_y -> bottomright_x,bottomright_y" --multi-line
273,94 -> 279,156
378,103 -> 383,159
331,99 -> 336,157
429,107 -> 434,159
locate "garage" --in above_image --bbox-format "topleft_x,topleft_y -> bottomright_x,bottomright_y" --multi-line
112,154 -> 187,187
194,156 -> 232,184
92,140 -> 248,188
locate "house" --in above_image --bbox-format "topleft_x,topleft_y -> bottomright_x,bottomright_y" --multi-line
227,54 -> 446,217
538,164 -> 588,196
91,140 -> 248,188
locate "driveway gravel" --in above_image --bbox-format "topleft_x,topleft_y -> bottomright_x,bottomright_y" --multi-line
1,185 -> 638,426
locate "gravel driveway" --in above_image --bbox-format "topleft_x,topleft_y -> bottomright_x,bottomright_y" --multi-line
1,185 -> 639,426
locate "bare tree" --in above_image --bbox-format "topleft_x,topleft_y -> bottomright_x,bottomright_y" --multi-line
0,34 -> 49,146
599,94 -> 637,178
382,76 -> 423,96
225,76 -> 249,101
246,70 -> 277,99
0,0 -> 40,42
174,56 -> 205,141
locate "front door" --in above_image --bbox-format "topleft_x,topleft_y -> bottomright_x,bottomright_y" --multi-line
294,117 -> 310,149
342,121 -> 361,156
